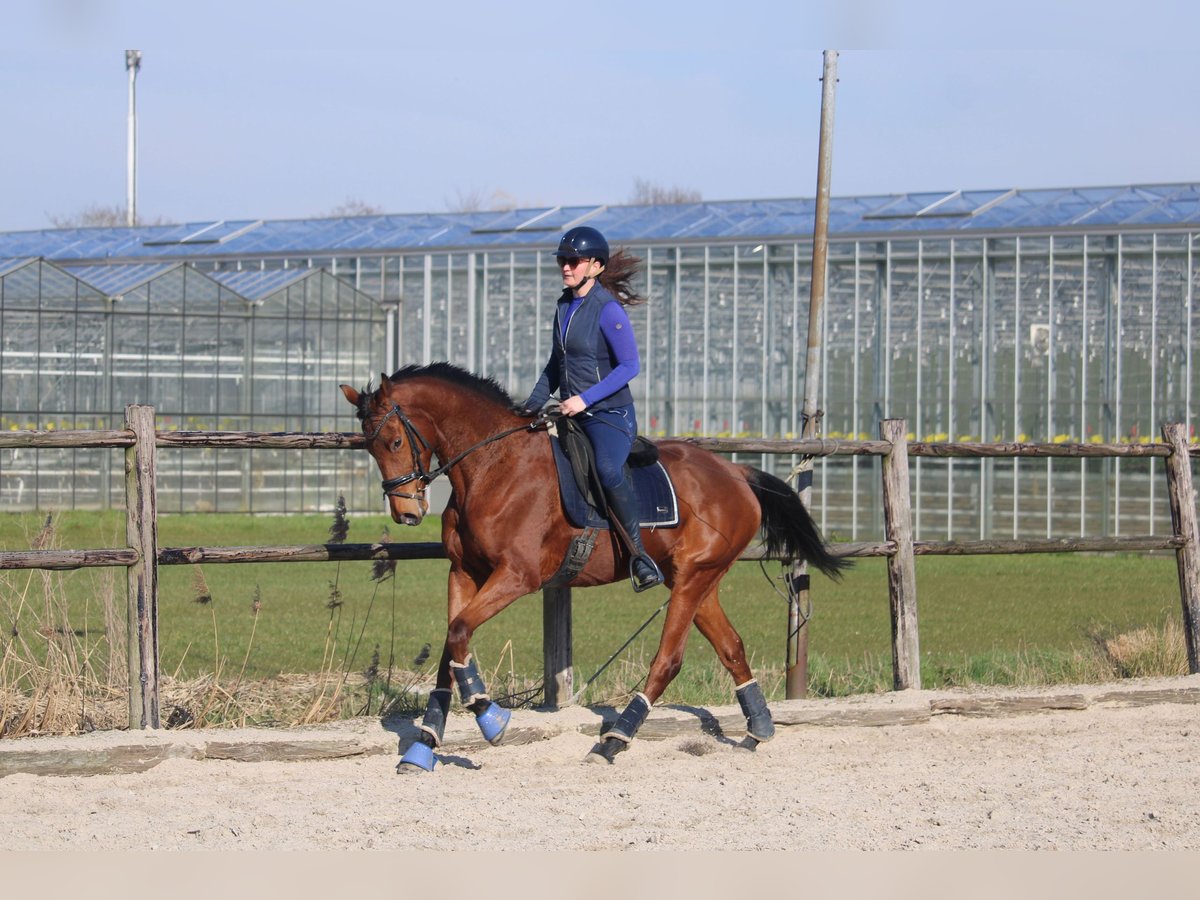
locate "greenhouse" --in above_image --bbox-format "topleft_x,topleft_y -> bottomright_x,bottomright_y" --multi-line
1,182 -> 1197,538
0,257 -> 385,512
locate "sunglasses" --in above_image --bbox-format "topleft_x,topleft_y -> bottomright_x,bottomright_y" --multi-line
555,256 -> 591,269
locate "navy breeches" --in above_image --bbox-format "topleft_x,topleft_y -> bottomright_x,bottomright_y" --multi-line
580,406 -> 637,489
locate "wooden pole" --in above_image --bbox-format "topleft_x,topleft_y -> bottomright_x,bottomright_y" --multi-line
881,418 -> 920,689
788,48 -> 839,699
124,404 -> 160,729
542,587 -> 573,708
1161,423 -> 1200,673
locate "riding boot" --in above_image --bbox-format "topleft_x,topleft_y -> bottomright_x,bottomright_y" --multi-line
604,477 -> 664,592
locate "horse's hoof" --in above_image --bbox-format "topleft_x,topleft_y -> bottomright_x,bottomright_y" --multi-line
397,740 -> 437,772
396,761 -> 432,774
746,724 -> 775,744
584,738 -> 626,765
475,702 -> 511,745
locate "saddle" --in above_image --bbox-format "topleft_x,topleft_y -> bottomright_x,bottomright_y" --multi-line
546,415 -> 679,531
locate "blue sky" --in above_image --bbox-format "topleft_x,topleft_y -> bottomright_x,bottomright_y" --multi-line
2,0 -> 1198,231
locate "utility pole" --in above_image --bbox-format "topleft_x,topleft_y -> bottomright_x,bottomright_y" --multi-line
125,50 -> 142,227
787,49 -> 838,699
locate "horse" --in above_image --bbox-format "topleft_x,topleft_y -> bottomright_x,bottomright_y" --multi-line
340,362 -> 847,770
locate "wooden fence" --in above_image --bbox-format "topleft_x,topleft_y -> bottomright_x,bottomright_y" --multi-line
2,405 -> 1198,729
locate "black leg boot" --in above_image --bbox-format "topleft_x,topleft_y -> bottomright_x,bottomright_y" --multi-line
604,477 -> 664,592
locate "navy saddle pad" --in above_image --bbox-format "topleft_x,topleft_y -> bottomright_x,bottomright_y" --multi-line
548,428 -> 679,530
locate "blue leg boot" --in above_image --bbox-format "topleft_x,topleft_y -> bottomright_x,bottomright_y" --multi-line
397,688 -> 451,773
451,655 -> 511,746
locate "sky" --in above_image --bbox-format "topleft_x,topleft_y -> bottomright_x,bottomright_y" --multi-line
2,0 -> 1198,232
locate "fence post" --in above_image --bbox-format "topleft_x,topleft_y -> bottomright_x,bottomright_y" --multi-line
1161,423 -> 1200,673
542,587 -> 573,707
124,404 -> 160,728
881,418 -> 920,690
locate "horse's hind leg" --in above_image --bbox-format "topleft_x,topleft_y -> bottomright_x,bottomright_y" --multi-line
587,572 -> 716,764
692,587 -> 775,744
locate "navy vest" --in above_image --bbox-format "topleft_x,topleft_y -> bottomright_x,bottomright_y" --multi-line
553,283 -> 635,412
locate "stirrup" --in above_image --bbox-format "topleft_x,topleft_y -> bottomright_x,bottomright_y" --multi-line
629,556 -> 664,592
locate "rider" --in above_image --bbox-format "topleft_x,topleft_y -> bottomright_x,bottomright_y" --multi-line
521,226 -> 664,592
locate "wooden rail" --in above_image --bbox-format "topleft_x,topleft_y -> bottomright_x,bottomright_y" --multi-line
2,408 -> 1198,725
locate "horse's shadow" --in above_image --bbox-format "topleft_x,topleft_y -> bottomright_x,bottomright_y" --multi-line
657,704 -> 748,748
589,703 -> 747,752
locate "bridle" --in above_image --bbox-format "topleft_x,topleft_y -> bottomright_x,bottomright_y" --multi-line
365,401 -> 548,504
366,403 -> 436,503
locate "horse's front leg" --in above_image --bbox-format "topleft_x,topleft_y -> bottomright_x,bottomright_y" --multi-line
399,563 -> 536,772
397,567 -> 477,773
445,563 -> 542,745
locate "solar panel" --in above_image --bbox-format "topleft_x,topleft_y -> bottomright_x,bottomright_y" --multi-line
142,220 -> 263,246
3,183 -> 1198,264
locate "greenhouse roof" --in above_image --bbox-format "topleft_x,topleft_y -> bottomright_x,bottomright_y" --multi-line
1,258 -> 375,310
3,182 -> 1199,264
207,267 -> 323,302
0,257 -> 37,277
61,262 -> 183,297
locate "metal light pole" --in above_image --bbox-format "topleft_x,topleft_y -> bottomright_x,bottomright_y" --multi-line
787,49 -> 838,699
125,50 -> 142,227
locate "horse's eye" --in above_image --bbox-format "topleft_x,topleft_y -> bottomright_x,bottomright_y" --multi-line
391,438 -> 404,451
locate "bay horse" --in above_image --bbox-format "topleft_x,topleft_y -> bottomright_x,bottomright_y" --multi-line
340,362 -> 846,770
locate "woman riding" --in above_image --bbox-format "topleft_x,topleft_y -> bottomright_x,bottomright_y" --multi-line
521,226 -> 664,592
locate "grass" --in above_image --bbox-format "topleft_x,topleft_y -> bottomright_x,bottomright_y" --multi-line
0,507 -> 1190,735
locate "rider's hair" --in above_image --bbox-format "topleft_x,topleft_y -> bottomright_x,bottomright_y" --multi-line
597,249 -> 648,307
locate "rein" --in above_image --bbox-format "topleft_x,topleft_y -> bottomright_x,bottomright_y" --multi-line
369,402 -> 549,500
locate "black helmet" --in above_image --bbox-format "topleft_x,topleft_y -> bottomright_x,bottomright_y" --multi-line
554,226 -> 609,267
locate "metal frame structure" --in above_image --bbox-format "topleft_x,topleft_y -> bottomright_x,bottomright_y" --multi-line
0,259 -> 384,512
1,183 -> 1197,535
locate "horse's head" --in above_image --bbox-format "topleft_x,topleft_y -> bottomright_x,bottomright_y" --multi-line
340,374 -> 435,526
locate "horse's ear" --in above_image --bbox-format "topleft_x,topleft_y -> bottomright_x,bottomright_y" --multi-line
380,372 -> 392,391
339,384 -> 360,406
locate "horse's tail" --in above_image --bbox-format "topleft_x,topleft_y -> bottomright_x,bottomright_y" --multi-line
742,466 -> 850,580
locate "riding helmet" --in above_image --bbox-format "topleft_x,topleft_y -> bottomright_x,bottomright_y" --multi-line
554,226 -> 609,267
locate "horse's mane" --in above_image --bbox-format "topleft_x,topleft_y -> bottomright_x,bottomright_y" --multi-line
385,361 -> 516,410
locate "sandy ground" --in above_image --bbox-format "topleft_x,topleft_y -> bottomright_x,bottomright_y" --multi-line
2,676 -> 1199,851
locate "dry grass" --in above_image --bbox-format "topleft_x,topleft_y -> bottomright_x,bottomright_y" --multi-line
1093,618 -> 1190,679
0,509 -> 442,737
0,515 -> 127,737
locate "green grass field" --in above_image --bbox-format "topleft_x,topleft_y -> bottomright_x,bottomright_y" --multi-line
1,507 -> 1187,715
